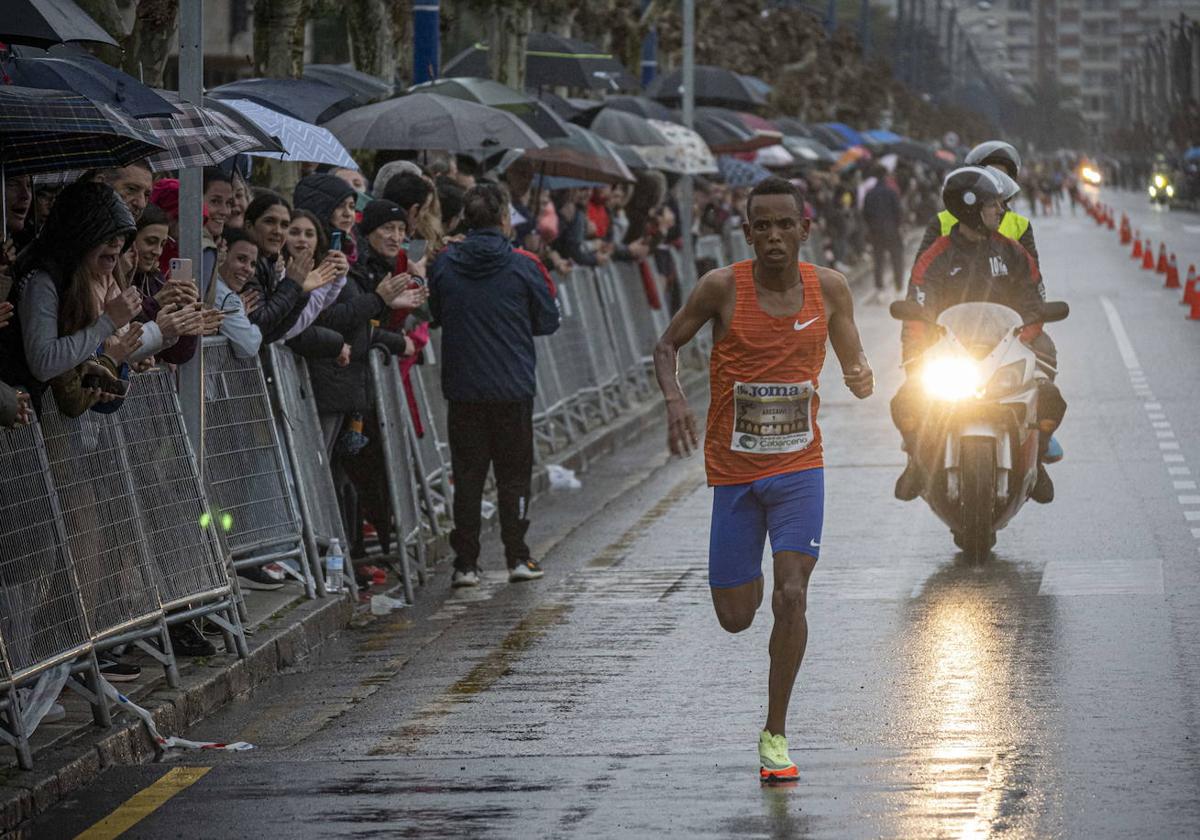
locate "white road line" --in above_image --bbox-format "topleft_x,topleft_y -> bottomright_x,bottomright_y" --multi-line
1157,431 -> 1177,439
1146,402 -> 1163,410
1149,413 -> 1167,420
1187,511 -> 1200,522
1102,297 -> 1142,370
1161,442 -> 1181,450
1166,454 -> 1186,463
1170,467 -> 1192,476
1174,481 -> 1198,490
1152,421 -> 1172,428
1192,528 -> 1200,539
1179,496 -> 1200,505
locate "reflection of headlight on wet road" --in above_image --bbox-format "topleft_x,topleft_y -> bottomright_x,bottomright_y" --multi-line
921,356 -> 982,402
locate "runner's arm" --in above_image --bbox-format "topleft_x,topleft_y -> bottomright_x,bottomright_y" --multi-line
654,268 -> 730,456
817,267 -> 874,399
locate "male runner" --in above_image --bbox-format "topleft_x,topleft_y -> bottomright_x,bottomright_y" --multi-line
653,177 -> 874,781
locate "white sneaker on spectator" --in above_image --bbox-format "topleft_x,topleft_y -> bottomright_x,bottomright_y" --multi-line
508,560 -> 544,582
238,567 -> 286,591
451,567 -> 480,588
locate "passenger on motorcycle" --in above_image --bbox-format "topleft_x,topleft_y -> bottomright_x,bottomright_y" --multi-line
892,166 -> 1066,505
914,140 -> 1040,272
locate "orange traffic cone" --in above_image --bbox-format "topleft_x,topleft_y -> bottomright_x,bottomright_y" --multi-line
1165,254 -> 1180,289
1156,243 -> 1169,274
1142,241 -> 1156,271
1132,234 -> 1142,259
1184,265 -> 1198,306
1106,211 -> 1115,230
1189,291 -> 1200,321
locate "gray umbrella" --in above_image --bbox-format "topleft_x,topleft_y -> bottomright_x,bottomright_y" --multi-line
579,108 -> 670,147
322,93 -> 547,152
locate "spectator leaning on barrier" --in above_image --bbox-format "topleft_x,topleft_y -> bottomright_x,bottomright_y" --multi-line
1,182 -> 147,415
213,227 -> 263,359
278,206 -> 346,349
429,182 -> 560,588
2,173 -> 32,275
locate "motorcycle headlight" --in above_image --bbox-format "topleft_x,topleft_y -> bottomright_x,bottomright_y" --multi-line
1149,185 -> 1158,197
1166,184 -> 1175,197
921,356 -> 982,402
986,360 -> 1026,397
1154,174 -> 1167,188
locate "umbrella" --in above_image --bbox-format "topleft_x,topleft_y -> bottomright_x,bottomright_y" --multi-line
0,0 -> 118,49
407,78 -> 570,139
818,122 -> 867,149
303,63 -> 393,102
694,107 -> 781,154
773,117 -> 813,138
833,145 -> 871,172
863,129 -> 903,145
216,99 -> 359,170
441,33 -> 639,92
1183,146 -> 1200,162
596,95 -> 677,122
782,136 -> 836,166
883,138 -> 941,168
740,74 -> 773,101
753,145 -> 795,169
409,76 -> 535,109
646,65 -> 769,109
808,123 -> 850,150
139,96 -> 278,171
535,91 -> 587,120
523,123 -> 634,184
323,93 -> 547,152
0,85 -> 164,177
717,155 -> 773,188
1,52 -> 179,118
578,107 -> 670,147
632,119 -> 718,175
209,78 -> 359,125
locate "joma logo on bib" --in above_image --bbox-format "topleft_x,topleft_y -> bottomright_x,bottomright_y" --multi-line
734,383 -> 809,399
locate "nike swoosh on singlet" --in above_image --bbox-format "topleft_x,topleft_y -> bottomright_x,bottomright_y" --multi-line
793,316 -> 820,331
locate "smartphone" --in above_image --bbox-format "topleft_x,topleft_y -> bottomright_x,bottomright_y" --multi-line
330,230 -> 344,253
406,238 -> 427,264
168,258 -> 193,283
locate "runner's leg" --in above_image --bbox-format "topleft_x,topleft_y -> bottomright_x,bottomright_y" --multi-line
766,550 -> 817,737
708,483 -> 768,632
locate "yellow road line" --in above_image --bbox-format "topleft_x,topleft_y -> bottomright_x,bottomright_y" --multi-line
74,766 -> 211,840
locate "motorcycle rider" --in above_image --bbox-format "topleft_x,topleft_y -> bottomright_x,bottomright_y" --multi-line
892,166 -> 1066,505
915,140 -> 1039,269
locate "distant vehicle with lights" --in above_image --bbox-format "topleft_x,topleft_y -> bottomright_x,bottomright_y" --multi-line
1148,171 -> 1174,205
1078,163 -> 1102,186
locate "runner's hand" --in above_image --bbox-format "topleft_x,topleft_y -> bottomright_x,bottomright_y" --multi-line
667,399 -> 700,457
844,363 -> 874,399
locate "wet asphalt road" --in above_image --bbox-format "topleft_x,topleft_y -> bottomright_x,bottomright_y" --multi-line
35,191 -> 1200,839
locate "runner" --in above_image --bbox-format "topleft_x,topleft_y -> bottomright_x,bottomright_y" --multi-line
653,176 -> 874,781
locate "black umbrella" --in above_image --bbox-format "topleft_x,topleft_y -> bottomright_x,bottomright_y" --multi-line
646,65 -> 769,109
209,78 -> 359,125
442,33 -> 639,93
408,77 -> 570,139
0,0 -> 118,49
773,117 -> 814,139
577,107 -> 670,147
535,91 -> 587,121
693,107 -> 780,154
323,93 -> 547,152
2,53 -> 179,118
597,95 -> 677,122
884,139 -> 941,168
303,64 -> 394,102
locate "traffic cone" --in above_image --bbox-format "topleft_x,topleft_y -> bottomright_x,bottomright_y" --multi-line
1132,234 -> 1142,259
1156,243 -> 1169,274
1166,254 -> 1181,289
1189,291 -> 1200,321
1120,215 -> 1131,244
1106,211 -> 1115,230
1184,265 -> 1198,306
1143,241 -> 1156,271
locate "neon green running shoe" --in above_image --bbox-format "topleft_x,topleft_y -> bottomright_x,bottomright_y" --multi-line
758,730 -> 799,781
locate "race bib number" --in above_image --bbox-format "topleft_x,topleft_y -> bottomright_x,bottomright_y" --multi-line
730,380 -> 815,454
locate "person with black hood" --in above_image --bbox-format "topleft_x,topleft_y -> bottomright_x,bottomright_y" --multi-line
429,183 -> 560,588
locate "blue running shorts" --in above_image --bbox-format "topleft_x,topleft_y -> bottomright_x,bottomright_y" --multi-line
708,468 -> 824,589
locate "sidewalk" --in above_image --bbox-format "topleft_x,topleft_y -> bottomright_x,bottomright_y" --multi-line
0,247 -> 893,836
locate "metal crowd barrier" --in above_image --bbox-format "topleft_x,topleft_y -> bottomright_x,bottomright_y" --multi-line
367,348 -> 424,603
202,337 -> 317,600
403,368 -> 453,539
266,344 -> 350,598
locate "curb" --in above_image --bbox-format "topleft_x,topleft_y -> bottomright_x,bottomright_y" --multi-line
0,368 -> 706,837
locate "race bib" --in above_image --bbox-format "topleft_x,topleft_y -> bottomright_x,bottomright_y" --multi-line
730,380 -> 815,454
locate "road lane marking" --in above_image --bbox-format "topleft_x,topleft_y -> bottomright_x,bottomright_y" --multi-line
1152,421 -> 1172,428
1170,467 -> 1192,475
1165,454 -> 1186,462
1174,481 -> 1197,490
1157,431 -> 1177,439
74,767 -> 210,840
1179,496 -> 1200,505
1191,528 -> 1200,539
1145,402 -> 1163,410
1186,511 -> 1200,521
1101,297 -> 1141,369
1161,442 -> 1181,450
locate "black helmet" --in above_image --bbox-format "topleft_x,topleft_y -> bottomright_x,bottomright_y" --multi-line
942,166 -> 1006,232
964,140 -> 1021,179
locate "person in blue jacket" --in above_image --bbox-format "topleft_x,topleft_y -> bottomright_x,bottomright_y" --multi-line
429,182 -> 560,589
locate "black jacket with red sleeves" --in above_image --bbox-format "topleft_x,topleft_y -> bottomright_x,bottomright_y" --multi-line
902,226 -> 1045,362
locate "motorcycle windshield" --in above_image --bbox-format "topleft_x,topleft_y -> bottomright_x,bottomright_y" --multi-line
935,302 -> 1023,354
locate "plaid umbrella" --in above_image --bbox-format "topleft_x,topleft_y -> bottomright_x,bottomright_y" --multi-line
138,95 -> 281,171
717,155 -> 773,188
0,85 -> 164,177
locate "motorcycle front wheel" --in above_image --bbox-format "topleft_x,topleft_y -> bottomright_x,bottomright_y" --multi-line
958,437 -> 996,562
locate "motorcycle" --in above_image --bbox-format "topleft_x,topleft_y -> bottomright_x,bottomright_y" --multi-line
890,299 -> 1069,560
1148,172 -> 1174,205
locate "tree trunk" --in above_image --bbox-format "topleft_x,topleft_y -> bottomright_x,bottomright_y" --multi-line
391,0 -> 413,88
254,0 -> 308,78
74,0 -> 127,65
120,0 -> 178,87
346,0 -> 395,84
488,3 -> 530,89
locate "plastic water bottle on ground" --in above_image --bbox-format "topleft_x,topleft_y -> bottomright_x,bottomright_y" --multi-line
325,539 -> 345,593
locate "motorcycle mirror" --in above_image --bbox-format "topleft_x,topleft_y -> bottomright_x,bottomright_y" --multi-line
1038,301 -> 1070,324
889,300 -> 932,323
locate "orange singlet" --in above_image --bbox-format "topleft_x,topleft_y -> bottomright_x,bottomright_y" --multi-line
704,259 -> 827,486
